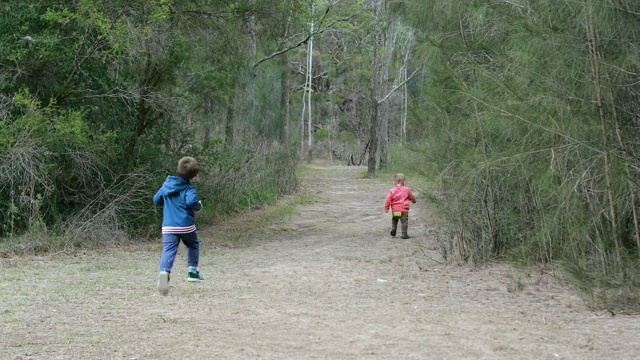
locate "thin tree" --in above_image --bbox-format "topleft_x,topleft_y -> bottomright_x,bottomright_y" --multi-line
367,0 -> 381,176
378,3 -> 395,170
301,0 -> 316,161
307,0 -> 315,162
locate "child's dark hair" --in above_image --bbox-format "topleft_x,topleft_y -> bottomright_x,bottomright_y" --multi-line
176,156 -> 200,179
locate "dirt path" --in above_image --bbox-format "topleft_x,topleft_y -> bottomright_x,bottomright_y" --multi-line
1,165 -> 639,359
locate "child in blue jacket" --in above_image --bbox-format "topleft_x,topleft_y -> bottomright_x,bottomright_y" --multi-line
153,156 -> 204,295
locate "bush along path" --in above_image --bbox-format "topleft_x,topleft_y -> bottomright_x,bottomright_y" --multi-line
1,165 -> 639,359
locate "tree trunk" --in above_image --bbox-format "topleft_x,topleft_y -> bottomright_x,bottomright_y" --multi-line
225,95 -> 234,148
300,0 -> 315,161
306,1 -> 315,162
401,58 -> 408,144
399,31 -> 413,145
245,0 -> 257,130
379,5 -> 395,170
300,77 -> 307,157
367,0 -> 381,176
280,53 -> 290,143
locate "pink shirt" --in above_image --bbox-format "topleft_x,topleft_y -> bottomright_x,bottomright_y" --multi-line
384,185 -> 416,212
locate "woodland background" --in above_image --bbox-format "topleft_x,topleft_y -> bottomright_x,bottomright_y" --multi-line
1,0 -> 639,310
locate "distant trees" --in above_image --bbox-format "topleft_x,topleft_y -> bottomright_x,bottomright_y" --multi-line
0,0 -> 427,242
367,0 -> 417,175
2,0 -> 406,243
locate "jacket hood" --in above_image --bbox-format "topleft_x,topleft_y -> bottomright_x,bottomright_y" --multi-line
158,175 -> 191,196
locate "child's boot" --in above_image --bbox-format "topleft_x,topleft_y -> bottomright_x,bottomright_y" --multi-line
391,215 -> 400,237
401,223 -> 409,239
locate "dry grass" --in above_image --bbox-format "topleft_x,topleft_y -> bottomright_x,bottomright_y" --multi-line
1,165 -> 639,359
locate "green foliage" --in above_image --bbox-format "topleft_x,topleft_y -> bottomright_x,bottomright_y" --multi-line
0,0 -> 303,248
337,131 -> 356,143
0,89 -> 116,238
0,0 -> 364,260
402,0 -> 640,309
314,127 -> 330,141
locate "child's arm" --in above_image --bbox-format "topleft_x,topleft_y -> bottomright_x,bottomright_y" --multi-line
384,190 -> 392,212
153,188 -> 164,206
185,187 -> 203,211
409,190 -> 416,204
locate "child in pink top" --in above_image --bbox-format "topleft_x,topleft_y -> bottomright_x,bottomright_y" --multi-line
384,173 -> 416,239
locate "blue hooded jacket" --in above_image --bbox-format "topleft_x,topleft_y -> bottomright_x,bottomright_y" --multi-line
153,175 -> 203,234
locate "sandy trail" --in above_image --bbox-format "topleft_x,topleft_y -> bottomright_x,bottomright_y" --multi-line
1,165 -> 639,359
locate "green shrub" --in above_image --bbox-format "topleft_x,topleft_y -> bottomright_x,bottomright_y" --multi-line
314,127 -> 330,141
0,89 -> 117,238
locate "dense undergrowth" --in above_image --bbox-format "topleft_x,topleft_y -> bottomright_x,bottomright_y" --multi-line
387,142 -> 640,313
0,126 -> 299,256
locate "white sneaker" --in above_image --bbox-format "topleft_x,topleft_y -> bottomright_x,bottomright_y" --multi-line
158,271 -> 170,296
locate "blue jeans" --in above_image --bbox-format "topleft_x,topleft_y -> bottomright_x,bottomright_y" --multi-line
160,231 -> 199,273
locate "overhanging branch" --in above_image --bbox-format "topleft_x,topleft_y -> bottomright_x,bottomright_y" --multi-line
252,8 -> 365,70
377,67 -> 421,104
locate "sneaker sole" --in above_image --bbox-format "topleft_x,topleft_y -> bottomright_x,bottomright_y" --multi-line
158,271 -> 170,295
187,277 -> 203,282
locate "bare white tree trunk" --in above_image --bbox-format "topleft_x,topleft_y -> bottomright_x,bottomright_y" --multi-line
307,20 -> 314,161
300,70 -> 307,156
301,0 -> 315,162
280,53 -> 290,143
401,64 -> 407,144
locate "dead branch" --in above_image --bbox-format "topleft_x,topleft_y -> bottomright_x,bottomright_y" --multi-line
253,8 -> 366,70
377,67 -> 421,104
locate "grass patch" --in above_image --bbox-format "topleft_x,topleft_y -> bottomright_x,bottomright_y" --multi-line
291,194 -> 315,206
297,165 -> 324,173
0,226 -> 139,257
0,230 -> 77,257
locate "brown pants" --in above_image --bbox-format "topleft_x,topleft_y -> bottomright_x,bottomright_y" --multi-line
391,212 -> 409,236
